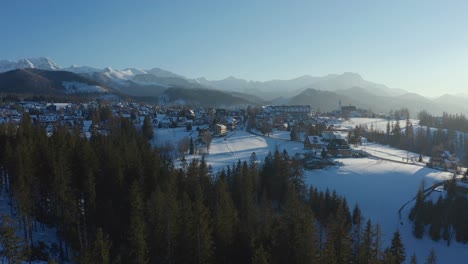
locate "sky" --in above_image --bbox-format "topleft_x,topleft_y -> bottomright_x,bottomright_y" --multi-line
1,0 -> 468,97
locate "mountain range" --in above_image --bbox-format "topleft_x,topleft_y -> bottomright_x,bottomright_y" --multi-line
0,57 -> 467,115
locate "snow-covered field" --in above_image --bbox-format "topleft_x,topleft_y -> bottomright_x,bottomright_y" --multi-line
153,118 -> 468,263
305,158 -> 464,262
339,117 -> 420,132
354,142 -> 430,164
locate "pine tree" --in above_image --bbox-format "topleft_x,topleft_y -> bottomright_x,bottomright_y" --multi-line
251,244 -> 270,264
192,185 -> 214,264
189,137 -> 195,155
410,253 -> 418,264
283,184 -> 319,264
290,126 -> 298,141
351,204 -> 363,263
81,228 -> 112,264
142,115 -> 154,141
359,219 -> 375,264
213,176 -> 238,263
128,181 -> 148,264
389,230 -> 406,264
321,239 -> 338,264
372,223 -> 384,262
0,214 -> 24,264
425,249 -> 436,264
410,185 -> 425,239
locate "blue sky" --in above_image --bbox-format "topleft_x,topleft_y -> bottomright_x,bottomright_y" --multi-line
1,0 -> 468,96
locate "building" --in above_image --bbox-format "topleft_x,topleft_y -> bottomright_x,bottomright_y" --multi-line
304,136 -> 326,150
214,124 -> 227,136
428,150 -> 459,171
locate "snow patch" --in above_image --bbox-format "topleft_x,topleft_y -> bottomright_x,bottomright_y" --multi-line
62,81 -> 107,94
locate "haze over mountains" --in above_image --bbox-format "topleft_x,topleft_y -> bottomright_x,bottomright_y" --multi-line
0,57 -> 467,115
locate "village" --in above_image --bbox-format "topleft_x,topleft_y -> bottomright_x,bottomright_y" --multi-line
1,98 -> 468,262
0,99 -> 463,174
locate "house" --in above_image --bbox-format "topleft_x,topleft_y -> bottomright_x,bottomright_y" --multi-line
304,136 -> 326,150
214,124 -> 227,136
327,138 -> 352,158
428,150 -> 459,171
159,117 -> 172,128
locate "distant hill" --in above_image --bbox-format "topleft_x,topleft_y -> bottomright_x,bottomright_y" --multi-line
288,88 -> 352,112
2,57 -> 468,114
0,69 -> 112,95
198,72 -> 407,99
158,87 -> 262,106
289,87 -> 468,116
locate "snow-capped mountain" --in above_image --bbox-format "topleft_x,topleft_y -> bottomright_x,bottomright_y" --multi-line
0,57 -> 61,73
64,64 -> 102,74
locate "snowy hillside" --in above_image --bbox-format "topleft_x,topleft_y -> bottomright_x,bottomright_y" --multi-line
64,65 -> 102,74
153,121 -> 468,263
62,81 -> 107,94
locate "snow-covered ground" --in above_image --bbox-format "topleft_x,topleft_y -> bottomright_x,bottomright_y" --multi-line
304,158 -> 464,262
62,81 -> 107,94
339,117 -> 421,132
0,190 -> 59,263
208,130 -> 303,172
153,119 -> 468,263
354,142 -> 430,164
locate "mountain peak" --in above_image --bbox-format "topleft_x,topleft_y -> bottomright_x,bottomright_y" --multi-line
0,57 -> 61,72
340,72 -> 363,80
145,67 -> 185,79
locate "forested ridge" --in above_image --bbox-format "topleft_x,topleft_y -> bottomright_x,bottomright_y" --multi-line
0,113 -> 419,263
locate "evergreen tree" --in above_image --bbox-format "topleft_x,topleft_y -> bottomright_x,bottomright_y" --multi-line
128,181 -> 148,264
142,115 -> 154,141
290,126 -> 298,141
410,253 -> 418,264
0,214 -> 24,264
283,184 -> 319,264
213,176 -> 238,263
425,249 -> 436,264
389,230 -> 406,264
410,186 -> 425,239
321,239 -> 338,264
351,204 -> 363,263
328,203 -> 352,264
189,137 -> 195,155
251,244 -> 269,264
359,219 -> 376,264
80,228 -> 112,264
192,185 -> 214,264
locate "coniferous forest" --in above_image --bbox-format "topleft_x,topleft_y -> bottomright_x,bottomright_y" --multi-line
349,112 -> 467,165
0,113 -> 414,263
409,176 -> 468,245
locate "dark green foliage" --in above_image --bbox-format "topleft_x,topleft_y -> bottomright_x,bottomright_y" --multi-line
425,248 -> 436,264
251,244 -> 269,264
0,214 -> 24,264
409,176 -> 468,244
389,230 -> 406,264
189,137 -> 195,154
409,187 -> 426,239
290,126 -> 298,141
128,181 -> 149,264
142,115 -> 154,141
213,176 -> 238,263
0,115 -> 412,264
